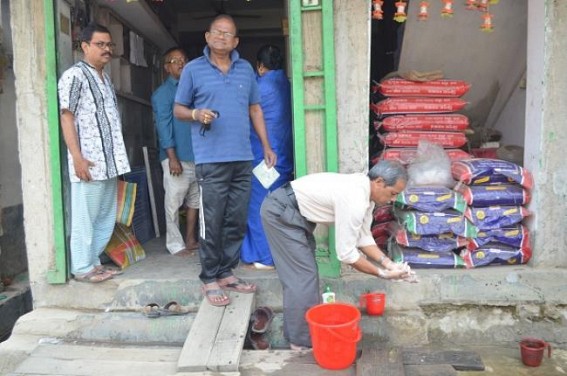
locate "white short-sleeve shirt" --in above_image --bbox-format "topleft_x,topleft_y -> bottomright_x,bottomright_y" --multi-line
290,173 -> 376,264
58,60 -> 130,182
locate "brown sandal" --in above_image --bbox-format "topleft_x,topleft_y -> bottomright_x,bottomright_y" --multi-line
218,277 -> 257,294
74,269 -> 113,283
201,285 -> 230,307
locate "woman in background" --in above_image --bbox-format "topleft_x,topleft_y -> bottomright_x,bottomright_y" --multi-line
241,45 -> 294,269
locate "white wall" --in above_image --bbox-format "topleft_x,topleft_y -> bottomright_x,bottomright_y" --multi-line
399,0 -> 527,147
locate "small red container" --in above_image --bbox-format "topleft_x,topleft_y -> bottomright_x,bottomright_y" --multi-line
520,338 -> 552,367
359,292 -> 386,316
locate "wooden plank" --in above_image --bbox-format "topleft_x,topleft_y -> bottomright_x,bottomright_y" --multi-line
14,357 -> 177,375
402,349 -> 485,371
27,343 -> 180,362
177,297 -> 226,372
143,146 -> 160,238
405,364 -> 457,376
206,292 -> 255,372
356,344 -> 404,376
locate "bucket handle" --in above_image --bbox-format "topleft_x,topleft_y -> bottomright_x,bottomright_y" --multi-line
323,326 -> 362,343
546,343 -> 552,358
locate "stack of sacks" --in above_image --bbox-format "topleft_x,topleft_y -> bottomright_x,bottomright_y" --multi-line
452,159 -> 534,268
389,186 -> 476,269
370,78 -> 473,166
371,205 -> 395,250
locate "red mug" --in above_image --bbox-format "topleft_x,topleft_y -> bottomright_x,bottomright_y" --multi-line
520,338 -> 552,367
359,292 -> 386,316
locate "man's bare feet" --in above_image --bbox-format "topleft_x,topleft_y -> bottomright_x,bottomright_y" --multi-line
185,241 -> 199,251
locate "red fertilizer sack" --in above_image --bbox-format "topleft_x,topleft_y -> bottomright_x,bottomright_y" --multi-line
460,243 -> 532,268
394,228 -> 467,252
464,205 -> 530,230
371,221 -> 394,239
373,205 -> 394,223
371,98 -> 468,116
379,148 -> 471,165
376,114 -> 469,132
374,234 -> 389,248
451,159 -> 534,189
467,225 -> 531,251
394,186 -> 467,213
394,209 -> 479,238
378,78 -> 471,98
390,242 -> 465,269
380,131 -> 468,148
457,184 -> 531,207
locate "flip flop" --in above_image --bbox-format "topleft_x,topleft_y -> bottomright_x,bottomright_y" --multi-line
218,277 -> 257,294
159,301 -> 190,316
142,303 -> 161,318
248,331 -> 270,350
201,285 -> 230,307
95,265 -> 123,276
74,269 -> 113,283
251,306 -> 274,334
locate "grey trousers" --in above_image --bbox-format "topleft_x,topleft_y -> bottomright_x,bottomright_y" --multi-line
196,161 -> 252,283
260,183 -> 319,347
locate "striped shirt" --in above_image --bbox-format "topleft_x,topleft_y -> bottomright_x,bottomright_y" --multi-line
58,60 -> 130,182
175,47 -> 260,164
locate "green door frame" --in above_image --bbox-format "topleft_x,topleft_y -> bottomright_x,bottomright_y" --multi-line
45,0 -> 67,284
289,0 -> 340,277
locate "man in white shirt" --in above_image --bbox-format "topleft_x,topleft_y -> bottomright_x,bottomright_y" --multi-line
58,23 -> 130,283
260,160 -> 413,350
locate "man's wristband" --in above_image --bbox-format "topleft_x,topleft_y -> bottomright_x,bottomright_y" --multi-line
378,254 -> 387,265
191,109 -> 197,121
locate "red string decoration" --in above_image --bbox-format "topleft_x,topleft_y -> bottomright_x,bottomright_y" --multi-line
418,1 -> 430,21
394,1 -> 408,23
441,0 -> 454,17
481,10 -> 494,32
372,0 -> 384,20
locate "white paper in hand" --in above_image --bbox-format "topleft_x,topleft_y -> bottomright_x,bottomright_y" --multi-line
253,160 -> 280,189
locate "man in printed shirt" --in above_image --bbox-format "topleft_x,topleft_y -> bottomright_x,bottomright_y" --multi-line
260,160 -> 416,350
58,23 -> 130,283
152,47 -> 199,257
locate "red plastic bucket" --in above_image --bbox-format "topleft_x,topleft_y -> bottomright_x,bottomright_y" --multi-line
305,303 -> 362,370
520,338 -> 552,367
360,292 -> 386,316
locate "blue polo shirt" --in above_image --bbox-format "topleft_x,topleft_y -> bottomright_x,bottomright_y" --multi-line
175,47 -> 260,164
151,76 -> 195,162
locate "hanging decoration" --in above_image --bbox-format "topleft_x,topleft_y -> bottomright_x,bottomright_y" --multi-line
394,1 -> 408,23
441,0 -> 454,17
480,10 -> 494,32
465,0 -> 478,10
477,0 -> 489,11
418,1 -> 430,21
372,0 -> 384,20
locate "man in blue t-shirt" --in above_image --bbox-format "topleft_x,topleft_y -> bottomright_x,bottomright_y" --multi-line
174,14 -> 276,307
152,47 -> 199,257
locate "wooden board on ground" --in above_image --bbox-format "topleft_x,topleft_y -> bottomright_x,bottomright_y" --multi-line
405,364 -> 457,376
13,343 -> 180,375
356,345 -> 405,376
402,349 -> 485,371
177,291 -> 255,373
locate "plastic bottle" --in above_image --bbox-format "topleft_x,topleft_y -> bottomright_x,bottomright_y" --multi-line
321,285 -> 336,303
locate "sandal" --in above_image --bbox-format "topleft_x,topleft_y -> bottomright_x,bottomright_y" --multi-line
251,306 -> 274,334
159,301 -> 190,316
142,303 -> 161,318
201,285 -> 230,307
95,265 -> 123,276
218,277 -> 257,294
248,331 -> 270,350
74,269 -> 113,283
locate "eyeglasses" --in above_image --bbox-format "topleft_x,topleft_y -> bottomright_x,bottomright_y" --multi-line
89,41 -> 116,50
166,58 -> 187,65
209,29 -> 236,39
